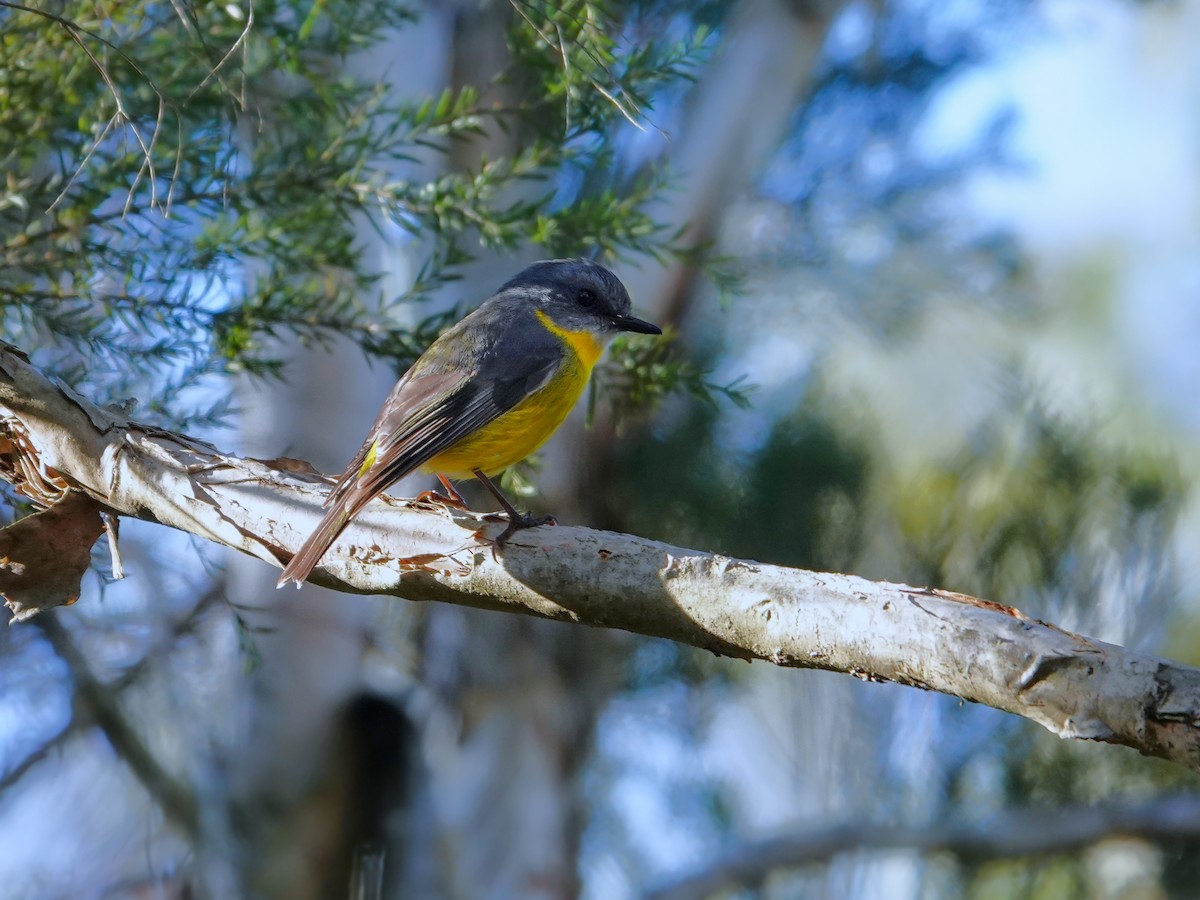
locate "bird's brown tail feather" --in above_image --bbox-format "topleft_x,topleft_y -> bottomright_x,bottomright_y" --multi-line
276,496 -> 357,588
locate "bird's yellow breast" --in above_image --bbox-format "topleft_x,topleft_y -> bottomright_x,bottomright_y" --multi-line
422,311 -> 602,478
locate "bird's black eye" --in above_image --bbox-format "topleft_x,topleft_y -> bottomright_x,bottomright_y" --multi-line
577,289 -> 597,308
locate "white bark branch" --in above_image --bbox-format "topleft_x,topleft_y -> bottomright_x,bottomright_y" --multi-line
645,794 -> 1200,900
3,339 -> 1200,769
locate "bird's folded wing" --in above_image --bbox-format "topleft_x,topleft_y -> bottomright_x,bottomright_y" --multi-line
325,346 -> 563,506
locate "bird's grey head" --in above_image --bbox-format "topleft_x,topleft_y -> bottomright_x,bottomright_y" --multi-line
499,258 -> 661,336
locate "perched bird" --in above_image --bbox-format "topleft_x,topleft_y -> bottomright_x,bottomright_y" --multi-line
277,258 -> 661,588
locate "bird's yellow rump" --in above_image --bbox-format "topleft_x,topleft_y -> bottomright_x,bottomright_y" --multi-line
277,258 -> 661,588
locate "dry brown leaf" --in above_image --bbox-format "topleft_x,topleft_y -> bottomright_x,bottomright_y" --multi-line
1,492 -> 105,622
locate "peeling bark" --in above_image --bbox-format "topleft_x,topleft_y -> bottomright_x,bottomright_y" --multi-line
3,339 -> 1200,769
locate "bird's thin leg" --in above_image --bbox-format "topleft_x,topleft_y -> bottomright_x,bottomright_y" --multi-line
472,468 -> 556,547
437,473 -> 467,505
414,473 -> 469,509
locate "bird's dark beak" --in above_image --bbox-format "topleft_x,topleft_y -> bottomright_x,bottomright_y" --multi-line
612,313 -> 662,335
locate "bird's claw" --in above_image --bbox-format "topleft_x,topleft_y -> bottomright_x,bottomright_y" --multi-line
491,511 -> 557,557
413,489 -> 469,510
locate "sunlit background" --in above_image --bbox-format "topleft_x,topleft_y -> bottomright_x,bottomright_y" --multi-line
3,0 -> 1200,897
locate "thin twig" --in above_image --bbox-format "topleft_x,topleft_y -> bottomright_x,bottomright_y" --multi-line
166,114 -> 185,215
35,616 -> 202,837
48,113 -> 119,214
187,0 -> 254,102
556,21 -> 572,134
124,95 -> 168,217
0,719 -> 73,795
57,27 -> 158,213
1,1 -> 173,214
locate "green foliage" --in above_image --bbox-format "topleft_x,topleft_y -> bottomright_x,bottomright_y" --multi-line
0,0 -> 719,425
882,392 -> 1184,625
606,395 -> 870,571
507,0 -> 710,142
591,328 -> 752,430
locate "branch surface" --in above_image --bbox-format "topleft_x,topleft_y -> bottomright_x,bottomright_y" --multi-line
3,340 -> 1200,769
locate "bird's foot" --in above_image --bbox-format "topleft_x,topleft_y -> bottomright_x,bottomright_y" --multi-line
490,511 -> 557,557
413,474 -> 469,510
413,489 -> 469,510
470,468 -> 555,557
